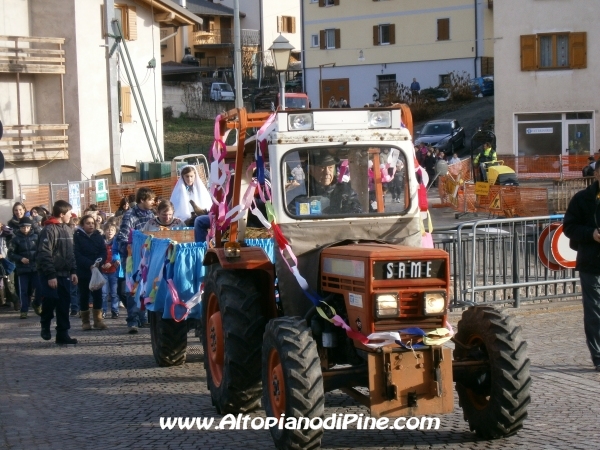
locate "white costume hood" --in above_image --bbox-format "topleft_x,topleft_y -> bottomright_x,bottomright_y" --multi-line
170,165 -> 212,221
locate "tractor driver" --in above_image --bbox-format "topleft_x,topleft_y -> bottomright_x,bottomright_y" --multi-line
473,142 -> 497,182
288,151 -> 362,215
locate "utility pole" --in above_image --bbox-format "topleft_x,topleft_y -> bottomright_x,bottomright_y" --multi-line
233,0 -> 243,108
104,0 -> 121,184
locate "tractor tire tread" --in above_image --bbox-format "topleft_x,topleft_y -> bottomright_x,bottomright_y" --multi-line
262,316 -> 324,450
454,306 -> 531,439
149,310 -> 187,367
201,268 -> 266,414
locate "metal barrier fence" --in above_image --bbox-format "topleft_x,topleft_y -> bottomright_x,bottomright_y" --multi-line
433,215 -> 579,308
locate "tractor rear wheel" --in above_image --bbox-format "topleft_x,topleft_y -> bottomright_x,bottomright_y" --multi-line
149,310 -> 187,367
454,306 -> 531,438
262,317 -> 324,450
201,267 -> 266,414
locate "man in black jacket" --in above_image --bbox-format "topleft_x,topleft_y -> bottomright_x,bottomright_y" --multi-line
289,152 -> 362,215
563,163 -> 600,371
37,200 -> 78,344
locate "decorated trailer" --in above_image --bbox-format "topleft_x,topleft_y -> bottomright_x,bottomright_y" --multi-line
136,105 -> 530,449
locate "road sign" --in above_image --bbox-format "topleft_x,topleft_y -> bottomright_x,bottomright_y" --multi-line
550,224 -> 576,269
474,182 -> 490,196
489,193 -> 501,210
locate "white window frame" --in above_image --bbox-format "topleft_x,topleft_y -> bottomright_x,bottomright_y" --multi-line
325,29 -> 336,49
311,34 -> 319,48
379,24 -> 391,45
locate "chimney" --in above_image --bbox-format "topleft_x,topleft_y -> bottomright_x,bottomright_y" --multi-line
180,0 -> 186,8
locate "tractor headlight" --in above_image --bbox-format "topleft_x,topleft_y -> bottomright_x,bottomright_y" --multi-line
375,293 -> 398,318
368,111 -> 391,128
288,113 -> 313,131
423,291 -> 446,315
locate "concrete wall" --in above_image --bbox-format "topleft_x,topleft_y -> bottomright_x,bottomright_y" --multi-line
494,0 -> 600,155
163,84 -> 187,118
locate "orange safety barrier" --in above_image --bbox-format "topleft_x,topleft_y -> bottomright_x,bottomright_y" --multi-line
106,177 -> 177,212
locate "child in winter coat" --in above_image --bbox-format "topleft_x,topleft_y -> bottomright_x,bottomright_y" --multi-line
73,214 -> 107,331
101,221 -> 120,319
7,217 -> 42,318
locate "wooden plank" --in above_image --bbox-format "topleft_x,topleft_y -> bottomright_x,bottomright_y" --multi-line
0,36 -> 65,44
0,47 -> 65,55
0,56 -> 66,63
4,124 -> 69,131
0,63 -> 65,74
1,135 -> 68,142
0,143 -> 68,150
4,150 -> 69,162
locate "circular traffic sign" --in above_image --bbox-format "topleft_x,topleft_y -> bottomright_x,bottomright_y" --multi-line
550,224 -> 577,269
538,223 -> 562,271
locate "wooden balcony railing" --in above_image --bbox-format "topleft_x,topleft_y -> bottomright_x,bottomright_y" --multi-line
0,36 -> 65,74
0,124 -> 69,161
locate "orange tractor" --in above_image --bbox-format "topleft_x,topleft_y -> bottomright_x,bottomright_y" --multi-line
199,105 -> 530,449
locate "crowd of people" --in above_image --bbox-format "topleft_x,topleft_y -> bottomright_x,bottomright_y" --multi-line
0,164 -> 212,343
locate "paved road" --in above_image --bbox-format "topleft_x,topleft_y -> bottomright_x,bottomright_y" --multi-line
1,300 -> 597,450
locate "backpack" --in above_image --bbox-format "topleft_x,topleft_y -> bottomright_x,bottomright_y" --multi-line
583,165 -> 594,177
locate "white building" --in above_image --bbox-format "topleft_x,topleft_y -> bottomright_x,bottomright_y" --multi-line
0,0 -> 201,217
494,0 -> 597,157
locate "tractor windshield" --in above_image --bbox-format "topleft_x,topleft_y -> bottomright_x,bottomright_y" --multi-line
282,146 -> 409,219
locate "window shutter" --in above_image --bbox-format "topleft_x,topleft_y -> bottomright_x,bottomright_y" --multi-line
277,16 -> 281,33
437,18 -> 449,41
320,30 -> 326,49
373,25 -> 379,46
127,5 -> 137,41
319,0 -> 325,6
334,28 -> 340,49
520,34 -> 537,71
121,86 -> 132,123
570,32 -> 587,69
334,0 -> 340,5
291,17 -> 296,34
389,24 -> 395,45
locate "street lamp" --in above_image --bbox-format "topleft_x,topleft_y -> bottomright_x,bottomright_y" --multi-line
269,34 -> 294,110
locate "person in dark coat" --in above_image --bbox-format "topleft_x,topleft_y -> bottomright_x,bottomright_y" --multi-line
288,151 -> 362,215
7,217 -> 42,319
563,162 -> 600,372
74,214 -> 107,331
37,200 -> 78,344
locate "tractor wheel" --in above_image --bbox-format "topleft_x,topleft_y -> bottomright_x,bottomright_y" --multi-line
149,310 -> 187,367
201,267 -> 266,414
262,317 -> 324,450
454,306 -> 531,438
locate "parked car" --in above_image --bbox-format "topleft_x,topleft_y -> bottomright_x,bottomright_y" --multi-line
209,82 -> 235,102
469,76 -> 494,96
415,119 -> 465,153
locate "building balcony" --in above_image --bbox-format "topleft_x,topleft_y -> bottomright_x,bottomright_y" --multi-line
0,35 -> 65,74
0,124 -> 69,161
193,28 -> 259,47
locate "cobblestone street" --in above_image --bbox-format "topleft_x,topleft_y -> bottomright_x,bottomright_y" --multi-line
1,301 -> 598,450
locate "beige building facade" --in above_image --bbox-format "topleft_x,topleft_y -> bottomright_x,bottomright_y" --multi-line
301,0 -> 493,108
494,0 -> 597,157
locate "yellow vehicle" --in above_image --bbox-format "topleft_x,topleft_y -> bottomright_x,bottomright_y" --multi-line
481,160 -> 519,186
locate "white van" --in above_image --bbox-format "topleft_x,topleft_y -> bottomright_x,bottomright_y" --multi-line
209,82 -> 235,102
